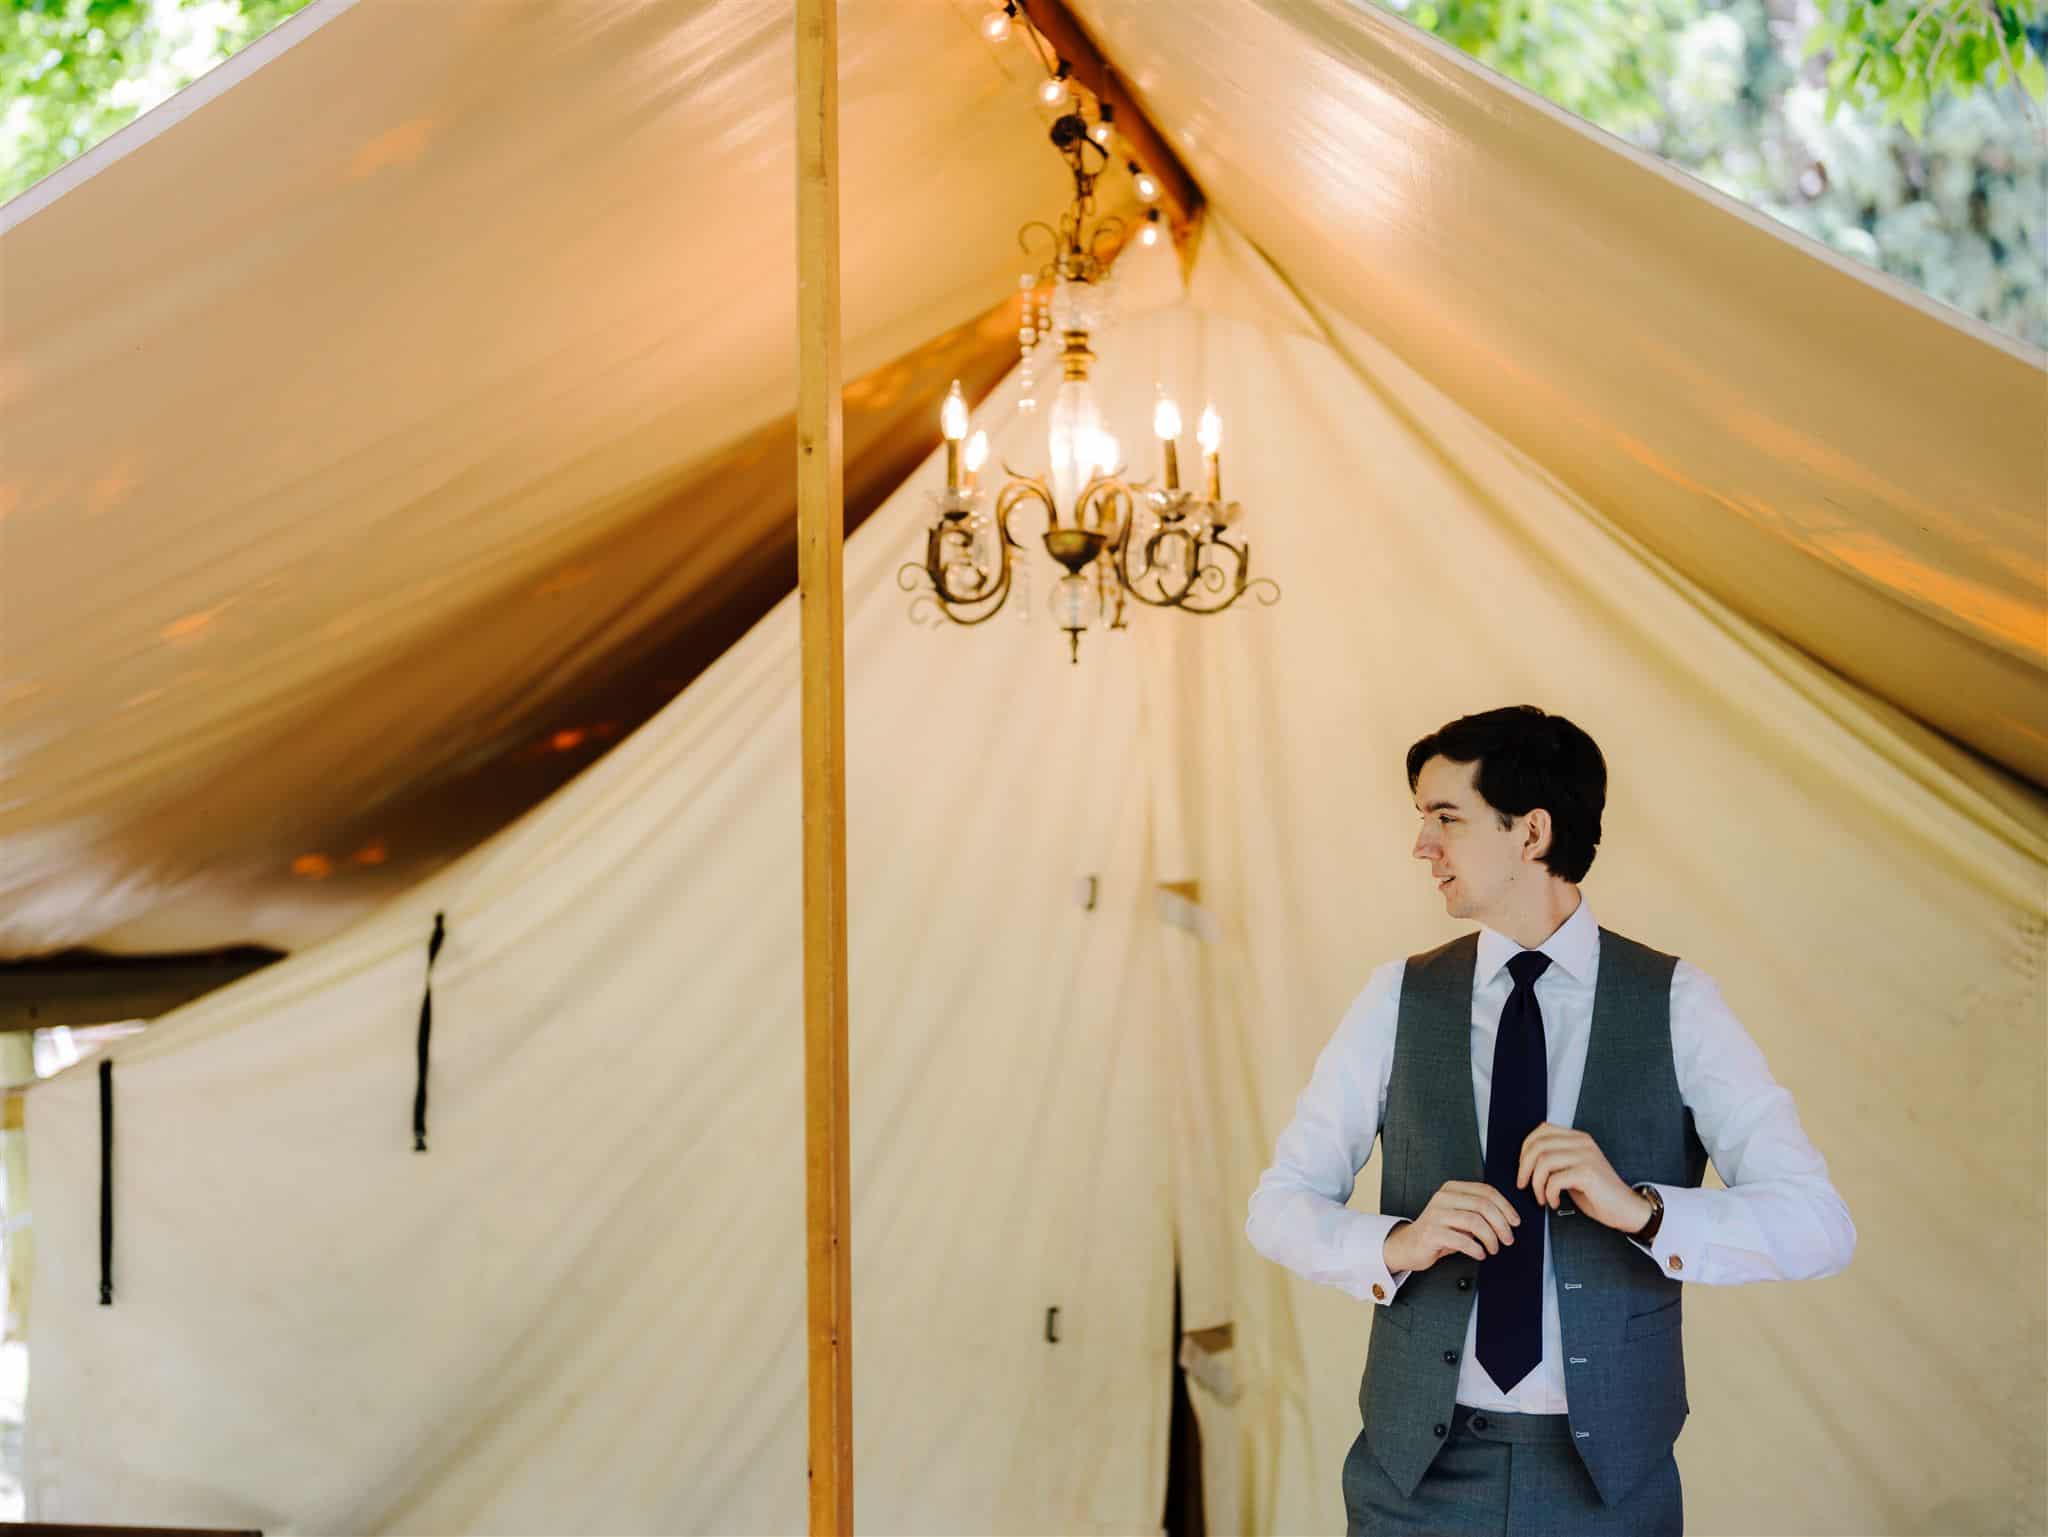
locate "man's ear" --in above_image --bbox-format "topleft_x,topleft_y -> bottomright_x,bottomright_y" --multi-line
1522,808 -> 1554,864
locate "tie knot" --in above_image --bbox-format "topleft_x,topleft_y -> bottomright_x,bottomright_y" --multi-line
1506,950 -> 1552,989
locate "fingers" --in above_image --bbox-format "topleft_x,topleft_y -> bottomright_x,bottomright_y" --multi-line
1447,1180 -> 1522,1233
1516,1124 -> 1586,1192
1525,1149 -> 1584,1209
1428,1210 -> 1494,1257
1450,1197 -> 1514,1250
1428,1198 -> 1512,1254
1437,1228 -> 1487,1263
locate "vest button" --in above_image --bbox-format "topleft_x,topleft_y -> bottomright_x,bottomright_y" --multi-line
1472,1415 -> 1489,1431
1456,1278 -> 1472,1292
1443,1350 -> 1458,1365
1433,1423 -> 1447,1438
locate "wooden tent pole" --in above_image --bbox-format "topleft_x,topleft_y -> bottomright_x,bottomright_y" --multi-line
796,0 -> 853,1532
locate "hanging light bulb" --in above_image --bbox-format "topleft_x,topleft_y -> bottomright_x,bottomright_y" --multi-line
1139,221 -> 1160,247
941,380 -> 968,491
1039,73 -> 1068,108
1047,377 -> 1106,512
1154,392 -> 1183,490
1198,405 -> 1223,501
1134,168 -> 1160,204
980,6 -> 1012,42
1090,120 -> 1112,146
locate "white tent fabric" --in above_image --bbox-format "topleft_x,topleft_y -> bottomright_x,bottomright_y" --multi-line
1156,223 -> 2047,1536
0,0 -> 1088,956
23,306 -> 1188,1532
12,0 -> 2048,1531
2,0 -> 2042,959
26,224 -> 2048,1533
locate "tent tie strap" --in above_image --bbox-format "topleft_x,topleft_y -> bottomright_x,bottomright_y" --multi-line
413,913 -> 446,1153
98,1059 -> 113,1306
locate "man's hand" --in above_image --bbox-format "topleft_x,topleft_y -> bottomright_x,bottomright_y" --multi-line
1516,1122 -> 1655,1234
1382,1181 -> 1521,1274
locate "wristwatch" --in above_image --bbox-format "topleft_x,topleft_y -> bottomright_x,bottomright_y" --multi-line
1631,1183 -> 1665,1245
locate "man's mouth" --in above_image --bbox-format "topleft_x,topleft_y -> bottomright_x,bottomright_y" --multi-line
1436,874 -> 1455,889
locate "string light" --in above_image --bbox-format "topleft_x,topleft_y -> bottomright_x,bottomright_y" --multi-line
1134,167 -> 1160,203
1038,62 -> 1070,108
1139,208 -> 1162,247
980,6 -> 1012,43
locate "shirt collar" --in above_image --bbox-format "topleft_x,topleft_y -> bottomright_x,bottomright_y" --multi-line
1477,894 -> 1598,986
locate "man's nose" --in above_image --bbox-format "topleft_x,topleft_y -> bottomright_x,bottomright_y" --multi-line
1413,829 -> 1434,860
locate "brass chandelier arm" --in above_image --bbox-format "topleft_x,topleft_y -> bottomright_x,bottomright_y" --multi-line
995,474 -> 1062,552
1172,531 -> 1284,616
1113,509 -> 1203,609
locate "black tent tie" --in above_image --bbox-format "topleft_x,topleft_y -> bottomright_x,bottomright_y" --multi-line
98,1059 -> 113,1306
413,913 -> 446,1153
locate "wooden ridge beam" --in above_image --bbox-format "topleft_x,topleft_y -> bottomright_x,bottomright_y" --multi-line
1016,0 -> 1205,240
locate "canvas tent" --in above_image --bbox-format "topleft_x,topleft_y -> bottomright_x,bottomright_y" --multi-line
4,0 -> 2045,1532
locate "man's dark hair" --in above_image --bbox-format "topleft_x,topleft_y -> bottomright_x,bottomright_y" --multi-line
1405,706 -> 1606,883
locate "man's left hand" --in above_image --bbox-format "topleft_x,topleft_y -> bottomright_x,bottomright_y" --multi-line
1515,1123 -> 1654,1234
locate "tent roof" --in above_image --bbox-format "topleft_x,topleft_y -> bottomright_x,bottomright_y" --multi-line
1,0 -> 2041,960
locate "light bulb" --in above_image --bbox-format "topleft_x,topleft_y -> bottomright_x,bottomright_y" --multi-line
1197,405 -> 1222,455
940,380 -> 968,442
965,429 -> 989,475
1139,222 -> 1159,247
1038,76 -> 1067,107
1134,170 -> 1160,203
1088,430 -> 1120,480
980,8 -> 1011,42
1153,394 -> 1182,441
1047,377 -> 1106,511
1090,121 -> 1112,146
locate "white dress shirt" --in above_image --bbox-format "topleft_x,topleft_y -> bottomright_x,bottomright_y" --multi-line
1245,897 -> 1855,1414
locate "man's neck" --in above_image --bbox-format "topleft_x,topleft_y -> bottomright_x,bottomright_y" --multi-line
1491,883 -> 1583,951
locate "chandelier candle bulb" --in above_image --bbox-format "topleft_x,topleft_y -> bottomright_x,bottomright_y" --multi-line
1154,394 -> 1183,491
900,92 -> 1278,656
941,380 -> 968,491
1198,405 -> 1222,499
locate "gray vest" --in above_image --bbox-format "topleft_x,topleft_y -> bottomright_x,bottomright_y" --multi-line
1358,929 -> 1707,1506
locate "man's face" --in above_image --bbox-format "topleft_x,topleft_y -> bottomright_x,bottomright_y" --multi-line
1411,755 -> 1529,923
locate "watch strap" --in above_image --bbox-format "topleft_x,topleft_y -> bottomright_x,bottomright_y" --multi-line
1631,1182 -> 1665,1246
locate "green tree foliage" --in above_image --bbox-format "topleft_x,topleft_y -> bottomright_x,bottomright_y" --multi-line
3,0 -> 2043,346
1811,0 -> 2046,136
1385,0 -> 2047,346
2,0 -> 311,202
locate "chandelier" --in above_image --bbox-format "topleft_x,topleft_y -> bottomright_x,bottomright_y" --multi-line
901,106 -> 1279,663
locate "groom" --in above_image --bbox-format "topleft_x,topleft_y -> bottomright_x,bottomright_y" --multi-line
1246,706 -> 1855,1534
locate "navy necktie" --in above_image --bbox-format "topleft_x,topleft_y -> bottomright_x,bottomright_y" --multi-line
1476,948 -> 1552,1394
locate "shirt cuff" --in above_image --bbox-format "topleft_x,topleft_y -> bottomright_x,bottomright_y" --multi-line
1628,1183 -> 1707,1280
1350,1213 -> 1412,1305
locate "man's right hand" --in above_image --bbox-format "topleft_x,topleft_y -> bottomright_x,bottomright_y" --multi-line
1382,1181 -> 1521,1274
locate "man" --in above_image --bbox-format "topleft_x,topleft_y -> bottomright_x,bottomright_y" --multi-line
1246,706 -> 1854,1535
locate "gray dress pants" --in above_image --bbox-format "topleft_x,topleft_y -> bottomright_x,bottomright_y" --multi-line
1343,1406 -> 1683,1536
